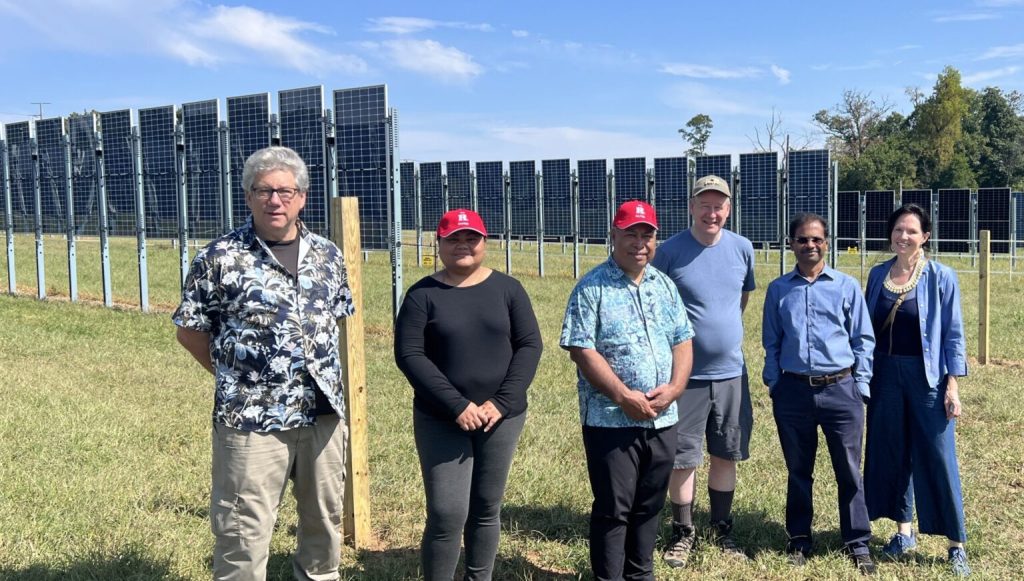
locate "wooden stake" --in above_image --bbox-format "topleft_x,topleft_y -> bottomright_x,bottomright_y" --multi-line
979,230 -> 991,365
331,197 -> 372,548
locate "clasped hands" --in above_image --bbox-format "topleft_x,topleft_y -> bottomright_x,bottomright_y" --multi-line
618,384 -> 676,422
455,400 -> 503,432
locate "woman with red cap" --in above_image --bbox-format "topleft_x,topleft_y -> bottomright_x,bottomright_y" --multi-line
394,209 -> 543,580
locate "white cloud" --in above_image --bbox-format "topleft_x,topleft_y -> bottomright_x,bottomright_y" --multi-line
381,39 -> 483,82
980,43 -> 1024,59
977,0 -> 1024,6
771,65 -> 791,84
660,63 -> 761,79
962,66 -> 1021,84
661,82 -> 770,117
366,16 -> 492,35
933,12 -> 998,22
512,29 -> 530,38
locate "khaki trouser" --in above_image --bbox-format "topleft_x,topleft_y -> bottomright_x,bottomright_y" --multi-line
210,415 -> 347,581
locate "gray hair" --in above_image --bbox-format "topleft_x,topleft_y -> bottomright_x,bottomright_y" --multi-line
241,146 -> 309,192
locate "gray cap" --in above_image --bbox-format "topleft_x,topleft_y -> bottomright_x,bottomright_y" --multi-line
691,174 -> 731,198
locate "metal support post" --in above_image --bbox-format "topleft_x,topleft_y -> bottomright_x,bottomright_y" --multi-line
732,167 -> 742,236
859,192 -> 867,282
218,120 -> 233,232
95,130 -> 113,307
31,136 -> 46,299
607,170 -> 615,256
2,140 -> 14,294
63,132 -> 78,302
503,172 -> 512,274
323,109 -> 337,240
536,172 -> 544,277
414,168 -> 423,267
387,108 -> 403,321
571,170 -> 580,279
778,166 -> 787,276
175,123 -> 189,292
970,191 -> 978,266
131,127 -> 150,312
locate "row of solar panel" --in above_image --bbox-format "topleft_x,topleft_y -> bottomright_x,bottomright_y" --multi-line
835,189 -> 1019,253
398,151 -> 828,243
0,85 -> 395,249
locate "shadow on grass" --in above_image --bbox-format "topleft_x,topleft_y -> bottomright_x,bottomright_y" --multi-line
501,503 -> 589,544
301,546 -> 581,580
0,547 -> 185,581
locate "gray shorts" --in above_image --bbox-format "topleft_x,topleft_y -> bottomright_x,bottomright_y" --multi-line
674,373 -> 753,469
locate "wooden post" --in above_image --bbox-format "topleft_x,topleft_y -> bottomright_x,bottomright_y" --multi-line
979,230 -> 991,365
331,197 -> 372,548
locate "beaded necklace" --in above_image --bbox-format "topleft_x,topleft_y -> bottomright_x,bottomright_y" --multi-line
883,249 -> 926,294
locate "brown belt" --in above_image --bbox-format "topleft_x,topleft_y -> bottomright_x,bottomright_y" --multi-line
783,368 -> 852,387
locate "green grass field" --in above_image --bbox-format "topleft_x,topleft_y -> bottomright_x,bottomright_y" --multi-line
1,234 -> 1022,580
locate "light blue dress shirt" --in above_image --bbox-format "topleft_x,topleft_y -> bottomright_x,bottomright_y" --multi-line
864,258 -> 968,387
560,258 -> 695,428
762,265 -> 876,397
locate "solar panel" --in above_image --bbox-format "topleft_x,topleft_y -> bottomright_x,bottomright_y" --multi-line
334,84 -> 391,250
68,114 -> 98,236
509,160 -> 537,237
900,189 -> 932,212
419,162 -> 443,230
937,188 -> 971,253
400,161 -> 416,228
613,157 -> 646,206
786,149 -> 830,219
1015,192 -> 1023,249
653,157 -> 688,239
542,158 -> 571,238
738,152 -> 778,243
35,117 -> 67,234
474,161 -> 504,237
0,135 -> 7,232
446,160 -> 471,210
865,190 -> 895,251
99,110 -> 136,236
4,121 -> 33,233
835,191 -> 860,249
182,99 -> 222,239
139,105 -> 178,238
227,93 -> 271,228
279,87 -> 327,236
578,159 -> 608,240
977,187 -> 1010,253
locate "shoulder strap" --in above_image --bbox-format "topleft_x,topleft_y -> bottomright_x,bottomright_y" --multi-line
880,291 -> 908,334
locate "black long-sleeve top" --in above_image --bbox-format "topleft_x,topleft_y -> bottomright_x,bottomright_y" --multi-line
394,271 -> 543,421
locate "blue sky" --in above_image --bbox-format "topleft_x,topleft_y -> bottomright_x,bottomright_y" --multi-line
1,0 -> 1023,164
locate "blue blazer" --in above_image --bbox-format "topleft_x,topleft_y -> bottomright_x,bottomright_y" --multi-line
865,257 -> 969,388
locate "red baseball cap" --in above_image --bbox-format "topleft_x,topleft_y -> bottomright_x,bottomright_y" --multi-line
613,200 -> 658,230
437,208 -> 488,238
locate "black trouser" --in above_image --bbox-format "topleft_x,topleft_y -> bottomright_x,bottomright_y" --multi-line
582,424 -> 677,581
414,408 -> 526,581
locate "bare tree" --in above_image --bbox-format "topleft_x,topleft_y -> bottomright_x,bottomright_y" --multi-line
748,107 -> 788,152
813,89 -> 892,159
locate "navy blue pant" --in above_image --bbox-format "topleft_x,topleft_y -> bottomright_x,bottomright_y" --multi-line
582,424 -> 677,581
864,353 -> 967,542
772,373 -> 871,554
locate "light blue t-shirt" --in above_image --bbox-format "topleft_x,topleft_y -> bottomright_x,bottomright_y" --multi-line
651,229 -> 755,380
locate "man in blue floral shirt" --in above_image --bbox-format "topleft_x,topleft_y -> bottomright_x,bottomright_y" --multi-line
173,146 -> 354,581
560,200 -> 694,581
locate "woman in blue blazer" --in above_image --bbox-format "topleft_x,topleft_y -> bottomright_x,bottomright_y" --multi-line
863,203 -> 970,576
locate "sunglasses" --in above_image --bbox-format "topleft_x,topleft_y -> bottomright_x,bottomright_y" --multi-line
793,236 -> 826,245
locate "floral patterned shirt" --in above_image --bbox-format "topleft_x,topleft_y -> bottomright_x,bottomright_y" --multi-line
560,258 -> 694,429
173,219 -> 355,432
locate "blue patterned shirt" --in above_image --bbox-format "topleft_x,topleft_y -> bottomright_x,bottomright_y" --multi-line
173,219 -> 355,432
560,258 -> 694,428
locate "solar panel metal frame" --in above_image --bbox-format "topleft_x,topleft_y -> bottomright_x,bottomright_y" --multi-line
900,189 -> 932,213
653,156 -> 688,240
400,161 -> 416,228
835,191 -> 860,249
227,93 -> 271,229
99,110 -> 136,237
738,152 -> 778,244
181,99 -> 222,239
977,187 -> 1011,253
864,190 -> 895,251
446,160 -> 472,211
577,159 -> 608,241
4,121 -> 34,233
35,117 -> 68,234
138,105 -> 179,239
786,149 -> 830,220
509,160 -> 537,238
541,158 -> 571,238
419,162 -> 444,231
936,188 -> 971,253
334,84 -> 391,250
613,157 -> 646,207
67,114 -> 99,236
474,161 -> 504,239
279,87 -> 327,236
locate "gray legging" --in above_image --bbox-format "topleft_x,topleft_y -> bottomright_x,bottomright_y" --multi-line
414,408 -> 526,581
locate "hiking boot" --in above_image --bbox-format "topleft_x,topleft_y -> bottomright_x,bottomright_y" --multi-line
710,519 -> 747,559
880,531 -> 916,559
662,524 -> 696,568
851,552 -> 877,576
948,546 -> 971,577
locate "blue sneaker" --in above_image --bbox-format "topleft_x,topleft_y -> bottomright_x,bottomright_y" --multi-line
948,546 -> 971,577
881,532 -> 917,559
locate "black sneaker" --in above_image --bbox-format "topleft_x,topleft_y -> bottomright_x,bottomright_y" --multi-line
786,538 -> 811,567
662,524 -> 696,568
710,519 -> 748,559
851,553 -> 877,576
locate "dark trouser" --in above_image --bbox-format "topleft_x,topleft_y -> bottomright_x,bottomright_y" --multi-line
865,353 -> 967,542
772,373 -> 871,554
582,424 -> 677,581
414,408 -> 526,581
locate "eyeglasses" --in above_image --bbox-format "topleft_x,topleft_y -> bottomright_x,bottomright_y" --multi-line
794,236 -> 826,245
251,187 -> 302,201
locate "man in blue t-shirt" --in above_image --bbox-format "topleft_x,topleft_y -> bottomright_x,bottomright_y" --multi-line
651,174 -> 756,567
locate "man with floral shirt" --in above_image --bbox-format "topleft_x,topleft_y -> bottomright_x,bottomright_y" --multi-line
560,200 -> 694,581
173,146 -> 354,581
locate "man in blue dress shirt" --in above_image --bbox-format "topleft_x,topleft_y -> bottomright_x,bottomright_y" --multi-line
762,213 -> 877,575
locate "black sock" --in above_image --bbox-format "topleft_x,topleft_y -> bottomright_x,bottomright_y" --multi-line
672,502 -> 693,529
708,488 -> 735,523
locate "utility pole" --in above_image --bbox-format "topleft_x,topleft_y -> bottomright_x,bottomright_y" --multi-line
31,102 -> 51,120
